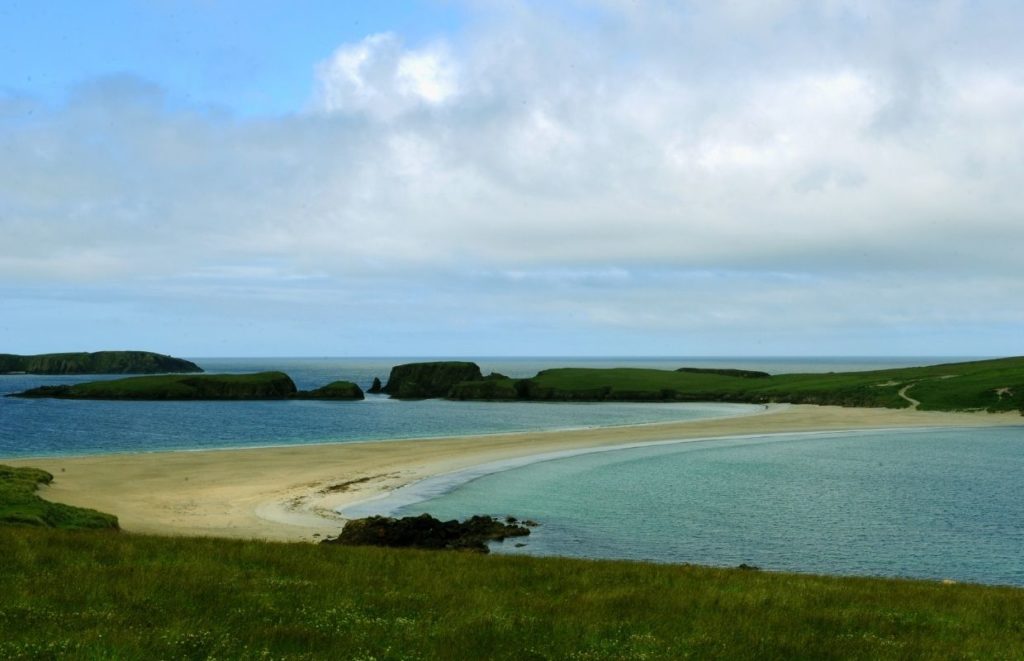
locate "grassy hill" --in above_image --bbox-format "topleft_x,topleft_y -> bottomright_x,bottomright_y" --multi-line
450,356 -> 1024,414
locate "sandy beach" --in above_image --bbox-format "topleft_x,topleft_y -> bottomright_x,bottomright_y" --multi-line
6,404 -> 1022,542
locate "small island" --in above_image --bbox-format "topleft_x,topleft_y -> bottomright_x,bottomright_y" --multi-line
0,351 -> 202,375
380,361 -> 485,399
9,372 -> 364,401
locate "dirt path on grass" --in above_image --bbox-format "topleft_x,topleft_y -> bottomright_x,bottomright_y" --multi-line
898,384 -> 921,410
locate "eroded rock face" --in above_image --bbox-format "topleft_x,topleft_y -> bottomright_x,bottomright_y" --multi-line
322,514 -> 530,553
367,377 -> 383,394
381,362 -> 483,399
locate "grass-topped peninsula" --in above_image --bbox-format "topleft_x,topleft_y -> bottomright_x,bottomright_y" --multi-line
1,525 -> 1023,659
0,351 -> 201,375
450,356 -> 1024,414
0,465 -> 118,529
10,372 -> 365,401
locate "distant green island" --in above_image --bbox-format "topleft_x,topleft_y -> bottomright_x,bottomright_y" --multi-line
9,357 -> 1023,413
0,351 -> 201,375
446,356 -> 1024,414
10,372 -> 364,401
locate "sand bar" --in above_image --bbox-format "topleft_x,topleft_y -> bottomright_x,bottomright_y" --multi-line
6,404 -> 1022,542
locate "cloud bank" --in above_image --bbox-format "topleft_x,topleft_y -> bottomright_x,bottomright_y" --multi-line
2,0 -> 1023,354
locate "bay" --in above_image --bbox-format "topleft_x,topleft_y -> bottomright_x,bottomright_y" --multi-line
394,426 -> 1024,586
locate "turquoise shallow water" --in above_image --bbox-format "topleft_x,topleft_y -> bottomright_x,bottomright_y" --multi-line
390,426 -> 1024,586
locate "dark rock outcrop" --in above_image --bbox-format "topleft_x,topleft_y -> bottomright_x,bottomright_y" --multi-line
322,513 -> 530,553
367,377 -> 383,394
0,351 -> 202,375
381,361 -> 484,399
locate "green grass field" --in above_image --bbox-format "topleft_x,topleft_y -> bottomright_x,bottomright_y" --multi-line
2,527 -> 1024,660
451,356 -> 1024,413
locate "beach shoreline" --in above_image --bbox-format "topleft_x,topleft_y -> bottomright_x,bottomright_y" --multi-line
6,404 -> 1022,542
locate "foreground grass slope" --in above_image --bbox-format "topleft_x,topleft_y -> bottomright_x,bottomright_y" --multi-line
0,466 -> 118,529
2,527 -> 1023,660
451,356 -> 1024,413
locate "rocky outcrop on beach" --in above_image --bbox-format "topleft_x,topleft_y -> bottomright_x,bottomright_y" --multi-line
0,351 -> 202,375
322,514 -> 531,553
381,361 -> 484,399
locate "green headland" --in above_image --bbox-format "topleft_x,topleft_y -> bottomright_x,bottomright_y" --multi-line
0,351 -> 201,375
0,465 -> 118,530
449,356 -> 1024,414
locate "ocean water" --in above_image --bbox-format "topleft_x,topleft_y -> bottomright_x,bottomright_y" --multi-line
0,356 -> 978,458
0,356 -> 969,459
390,426 -> 1024,586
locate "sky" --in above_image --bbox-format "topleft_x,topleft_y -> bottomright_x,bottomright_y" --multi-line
1,0 -> 1023,357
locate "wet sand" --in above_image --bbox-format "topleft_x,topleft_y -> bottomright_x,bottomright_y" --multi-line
7,404 -> 1021,542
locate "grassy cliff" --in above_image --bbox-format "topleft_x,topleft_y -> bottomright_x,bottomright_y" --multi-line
450,356 -> 1024,413
0,351 -> 201,375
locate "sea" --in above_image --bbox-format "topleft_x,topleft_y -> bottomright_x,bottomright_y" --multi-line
3,355 -> 1022,586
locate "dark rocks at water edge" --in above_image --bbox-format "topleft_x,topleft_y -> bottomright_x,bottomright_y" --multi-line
367,377 -> 383,394
322,513 -> 532,553
381,361 -> 484,399
10,372 -> 364,401
0,351 -> 202,375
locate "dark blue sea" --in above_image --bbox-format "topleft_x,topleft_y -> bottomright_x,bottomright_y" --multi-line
0,356 -> 941,459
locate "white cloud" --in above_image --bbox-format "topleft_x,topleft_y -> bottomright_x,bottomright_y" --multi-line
314,33 -> 458,118
2,1 -> 1024,353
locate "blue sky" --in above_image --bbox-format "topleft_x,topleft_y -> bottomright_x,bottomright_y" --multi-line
1,1 -> 464,116
2,1 -> 1023,357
